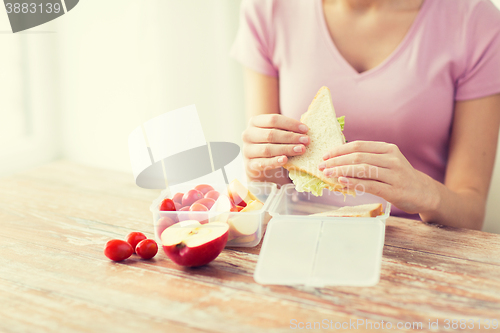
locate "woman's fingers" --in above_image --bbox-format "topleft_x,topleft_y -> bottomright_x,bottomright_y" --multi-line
323,141 -> 399,160
318,140 -> 429,215
243,143 -> 306,159
242,114 -> 309,174
249,114 -> 309,133
318,152 -> 396,170
322,164 -> 393,184
242,126 -> 309,145
336,177 -> 393,198
247,156 -> 288,172
319,141 -> 403,184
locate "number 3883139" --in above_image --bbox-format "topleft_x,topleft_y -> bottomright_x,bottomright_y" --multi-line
5,2 -> 62,14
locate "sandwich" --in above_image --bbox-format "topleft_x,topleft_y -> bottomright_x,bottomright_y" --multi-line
311,203 -> 383,218
284,86 -> 355,197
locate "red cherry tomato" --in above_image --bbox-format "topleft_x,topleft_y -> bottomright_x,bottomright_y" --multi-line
104,239 -> 134,261
126,232 -> 147,253
194,198 -> 216,210
172,192 -> 184,204
136,239 -> 158,260
189,203 -> 209,224
174,202 -> 182,210
189,203 -> 208,211
204,190 -> 220,201
194,184 -> 214,195
182,190 -> 204,207
160,198 -> 176,211
178,206 -> 191,222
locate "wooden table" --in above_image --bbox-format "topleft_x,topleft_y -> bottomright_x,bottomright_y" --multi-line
1,161 -> 499,333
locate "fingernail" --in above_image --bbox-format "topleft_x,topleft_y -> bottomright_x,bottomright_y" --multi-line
278,156 -> 285,163
323,153 -> 329,160
299,136 -> 308,144
318,163 -> 325,170
338,176 -> 349,184
299,124 -> 308,133
293,146 -> 303,153
324,168 -> 332,176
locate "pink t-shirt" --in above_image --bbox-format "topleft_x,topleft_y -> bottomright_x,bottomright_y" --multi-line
231,0 -> 500,218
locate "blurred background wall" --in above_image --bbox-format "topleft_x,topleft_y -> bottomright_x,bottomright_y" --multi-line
1,0 -> 500,233
57,0 -> 245,174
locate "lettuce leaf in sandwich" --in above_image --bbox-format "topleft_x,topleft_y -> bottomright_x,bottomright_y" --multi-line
288,169 -> 341,196
287,116 -> 346,197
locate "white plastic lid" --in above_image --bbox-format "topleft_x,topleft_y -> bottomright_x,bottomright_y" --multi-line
254,217 -> 385,287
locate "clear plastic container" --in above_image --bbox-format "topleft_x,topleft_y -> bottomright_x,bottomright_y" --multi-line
150,182 -> 277,248
254,184 -> 391,287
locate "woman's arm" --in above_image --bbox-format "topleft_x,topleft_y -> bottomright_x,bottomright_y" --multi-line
319,93 -> 500,230
419,94 -> 500,229
241,68 -> 309,185
243,67 -> 280,118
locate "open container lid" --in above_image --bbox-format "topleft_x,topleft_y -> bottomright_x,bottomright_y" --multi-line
254,185 -> 390,287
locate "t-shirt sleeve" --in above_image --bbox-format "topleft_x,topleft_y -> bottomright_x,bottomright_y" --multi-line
230,0 -> 278,77
455,1 -> 500,101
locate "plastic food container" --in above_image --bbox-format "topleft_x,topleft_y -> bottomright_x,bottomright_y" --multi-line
254,184 -> 391,287
150,182 -> 278,248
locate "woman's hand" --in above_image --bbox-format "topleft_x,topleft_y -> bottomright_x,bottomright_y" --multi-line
242,114 -> 310,178
318,141 -> 438,214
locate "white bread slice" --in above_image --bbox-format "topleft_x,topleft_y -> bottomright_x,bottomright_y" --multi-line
284,86 -> 355,196
311,203 -> 383,217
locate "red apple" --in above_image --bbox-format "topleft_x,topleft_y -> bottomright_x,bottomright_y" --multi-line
205,190 -> 220,201
194,184 -> 214,195
227,179 -> 259,207
155,216 -> 177,240
161,220 -> 229,267
182,189 -> 204,207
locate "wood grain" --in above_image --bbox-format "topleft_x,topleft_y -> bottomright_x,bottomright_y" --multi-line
0,160 -> 499,333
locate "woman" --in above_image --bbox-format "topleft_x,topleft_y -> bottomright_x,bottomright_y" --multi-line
231,0 -> 500,229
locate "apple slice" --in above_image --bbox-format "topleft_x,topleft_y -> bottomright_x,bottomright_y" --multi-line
210,194 -> 234,212
227,199 -> 264,241
240,199 -> 264,213
227,179 -> 258,208
209,194 -> 235,223
227,234 -> 258,246
161,220 -> 229,267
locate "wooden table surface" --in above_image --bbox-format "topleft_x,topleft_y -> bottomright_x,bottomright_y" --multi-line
1,161 -> 499,333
